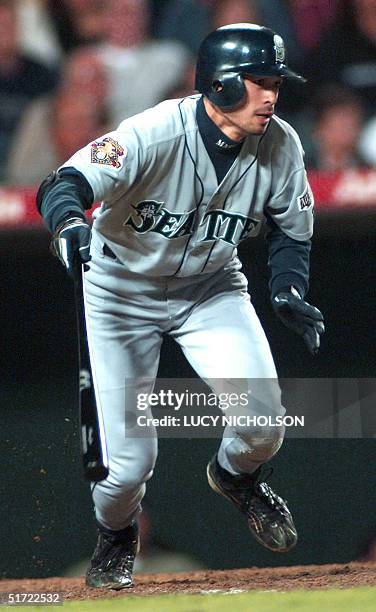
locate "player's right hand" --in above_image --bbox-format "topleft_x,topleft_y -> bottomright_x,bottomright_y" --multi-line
50,216 -> 91,277
272,289 -> 325,355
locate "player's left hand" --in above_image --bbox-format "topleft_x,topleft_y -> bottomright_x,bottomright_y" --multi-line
272,288 -> 325,355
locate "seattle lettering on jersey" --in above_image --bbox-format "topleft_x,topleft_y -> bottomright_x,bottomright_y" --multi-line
124,201 -> 195,239
202,210 -> 260,245
124,201 -> 260,245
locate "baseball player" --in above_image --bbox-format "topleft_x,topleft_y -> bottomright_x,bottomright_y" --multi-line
37,24 -> 324,589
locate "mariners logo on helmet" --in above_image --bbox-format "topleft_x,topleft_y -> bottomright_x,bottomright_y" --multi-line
273,35 -> 285,63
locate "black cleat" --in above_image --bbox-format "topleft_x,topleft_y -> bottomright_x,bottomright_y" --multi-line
207,454 -> 297,553
85,520 -> 139,589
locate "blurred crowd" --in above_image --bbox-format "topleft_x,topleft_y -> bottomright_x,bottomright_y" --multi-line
1,0 -> 375,185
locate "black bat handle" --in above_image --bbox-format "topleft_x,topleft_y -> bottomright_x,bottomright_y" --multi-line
72,259 -> 109,482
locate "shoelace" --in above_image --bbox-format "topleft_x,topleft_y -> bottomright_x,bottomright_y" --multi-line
117,554 -> 135,574
255,482 -> 284,510
94,534 -> 136,570
242,467 -> 287,514
103,543 -> 135,571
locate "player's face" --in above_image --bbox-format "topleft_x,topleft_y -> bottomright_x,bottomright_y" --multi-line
238,76 -> 282,135
206,76 -> 283,140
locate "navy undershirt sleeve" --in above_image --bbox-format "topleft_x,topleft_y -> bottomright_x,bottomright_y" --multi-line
37,167 -> 94,233
265,215 -> 311,299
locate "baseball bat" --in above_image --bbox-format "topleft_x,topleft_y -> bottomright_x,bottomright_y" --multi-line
72,259 -> 109,482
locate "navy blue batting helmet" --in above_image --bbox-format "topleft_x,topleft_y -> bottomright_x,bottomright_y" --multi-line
195,23 -> 306,110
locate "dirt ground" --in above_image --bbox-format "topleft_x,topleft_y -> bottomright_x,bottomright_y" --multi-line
0,562 -> 374,601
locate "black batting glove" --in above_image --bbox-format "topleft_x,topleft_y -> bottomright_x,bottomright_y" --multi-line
272,287 -> 325,355
50,216 -> 91,277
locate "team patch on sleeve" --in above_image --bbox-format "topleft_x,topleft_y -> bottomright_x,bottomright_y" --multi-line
91,137 -> 125,169
297,185 -> 313,211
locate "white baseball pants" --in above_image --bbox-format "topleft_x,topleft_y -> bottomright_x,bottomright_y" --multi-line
83,234 -> 284,530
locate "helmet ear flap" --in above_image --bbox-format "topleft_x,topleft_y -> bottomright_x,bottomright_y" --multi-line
207,72 -> 246,110
211,79 -> 224,93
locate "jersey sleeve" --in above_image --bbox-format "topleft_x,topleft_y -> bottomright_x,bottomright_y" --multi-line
265,126 -> 314,241
58,125 -> 142,202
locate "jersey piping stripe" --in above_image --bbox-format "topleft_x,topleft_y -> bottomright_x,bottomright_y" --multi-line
82,271 -> 109,473
199,128 -> 268,274
173,98 -> 205,276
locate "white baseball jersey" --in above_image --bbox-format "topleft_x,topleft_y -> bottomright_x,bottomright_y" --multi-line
61,94 -> 314,277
